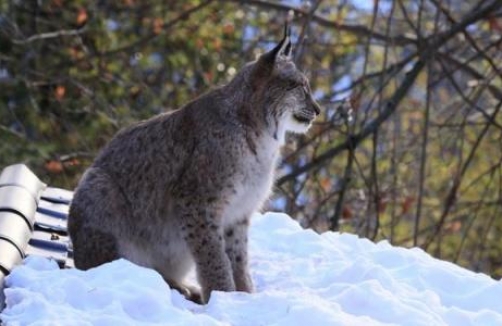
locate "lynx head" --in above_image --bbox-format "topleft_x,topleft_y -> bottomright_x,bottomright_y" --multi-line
241,25 -> 321,139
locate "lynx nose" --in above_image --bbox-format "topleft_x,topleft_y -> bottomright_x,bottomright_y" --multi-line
309,95 -> 321,116
304,83 -> 321,116
313,100 -> 321,116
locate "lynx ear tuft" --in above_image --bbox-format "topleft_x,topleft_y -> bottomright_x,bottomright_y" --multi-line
280,23 -> 293,58
276,23 -> 293,59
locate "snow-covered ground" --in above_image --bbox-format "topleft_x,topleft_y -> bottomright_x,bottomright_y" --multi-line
2,212 -> 502,325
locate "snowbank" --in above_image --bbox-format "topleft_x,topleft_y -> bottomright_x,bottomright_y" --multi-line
2,212 -> 502,325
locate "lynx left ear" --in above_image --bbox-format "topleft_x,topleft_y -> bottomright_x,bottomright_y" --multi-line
252,24 -> 293,85
260,24 -> 293,65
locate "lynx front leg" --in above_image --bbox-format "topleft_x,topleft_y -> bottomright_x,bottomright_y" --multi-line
224,219 -> 254,293
179,208 -> 235,303
163,278 -> 203,304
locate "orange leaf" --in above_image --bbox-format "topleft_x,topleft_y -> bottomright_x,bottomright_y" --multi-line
223,23 -> 234,35
153,18 -> 163,35
52,0 -> 63,7
489,17 -> 502,32
377,197 -> 388,213
64,158 -> 80,167
55,85 -> 66,101
213,38 -> 222,51
45,160 -> 64,174
320,178 -> 331,192
69,47 -> 78,59
76,8 -> 88,27
204,71 -> 213,83
445,221 -> 462,233
195,39 -> 204,49
401,196 -> 415,215
341,205 -> 353,219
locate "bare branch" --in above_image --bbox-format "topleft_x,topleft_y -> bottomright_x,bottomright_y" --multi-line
423,100 -> 502,250
429,0 -> 502,80
278,57 -> 426,185
11,27 -> 86,45
99,0 -> 214,56
225,0 -> 417,45
277,0 -> 500,186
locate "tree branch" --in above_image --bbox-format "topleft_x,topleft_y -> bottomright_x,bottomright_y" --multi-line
277,0 -> 500,186
423,100 -> 502,250
226,0 -> 417,45
278,56 -> 426,186
11,28 -> 86,45
99,0 -> 214,56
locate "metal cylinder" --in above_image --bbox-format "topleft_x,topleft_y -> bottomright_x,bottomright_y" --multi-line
0,186 -> 38,230
0,238 -> 24,273
0,211 -> 32,255
0,164 -> 46,311
0,164 -> 46,203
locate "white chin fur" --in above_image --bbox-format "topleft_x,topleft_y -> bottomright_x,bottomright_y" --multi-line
284,115 -> 312,134
275,114 -> 312,145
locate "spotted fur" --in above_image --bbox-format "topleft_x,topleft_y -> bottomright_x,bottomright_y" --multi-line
68,27 -> 320,304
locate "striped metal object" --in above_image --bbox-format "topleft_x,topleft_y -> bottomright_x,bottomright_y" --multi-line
0,164 -> 73,310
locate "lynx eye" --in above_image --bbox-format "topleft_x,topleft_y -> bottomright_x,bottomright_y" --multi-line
285,80 -> 300,91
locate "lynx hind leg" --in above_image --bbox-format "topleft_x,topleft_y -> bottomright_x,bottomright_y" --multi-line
224,219 -> 254,293
71,227 -> 119,270
69,167 -> 127,270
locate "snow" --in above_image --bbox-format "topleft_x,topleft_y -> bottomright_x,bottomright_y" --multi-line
2,212 -> 502,325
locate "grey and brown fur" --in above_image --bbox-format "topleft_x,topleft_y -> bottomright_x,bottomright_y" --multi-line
68,27 -> 320,304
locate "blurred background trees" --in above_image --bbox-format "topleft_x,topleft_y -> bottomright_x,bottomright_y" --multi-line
2,0 -> 502,277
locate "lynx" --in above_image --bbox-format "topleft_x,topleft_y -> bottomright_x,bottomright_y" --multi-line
68,26 -> 320,304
